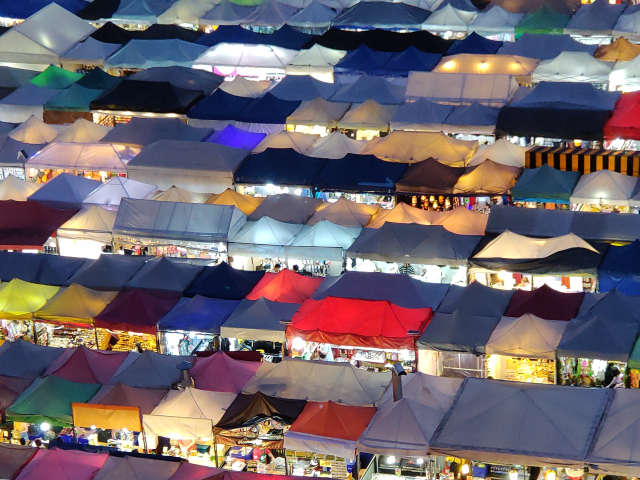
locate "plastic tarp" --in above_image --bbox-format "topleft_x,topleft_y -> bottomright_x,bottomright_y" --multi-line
35,283 -> 116,327
27,173 -> 100,208
332,2 -> 431,30
191,352 -> 261,392
103,118 -> 211,146
418,282 -> 513,353
331,76 -> 405,105
105,39 -> 207,70
287,297 -> 431,350
158,296 -> 239,334
0,278 -> 60,320
72,402 -> 142,431
533,52 -> 611,84
504,284 -> 584,320
68,254 -> 147,291
0,444 -> 36,479
185,261 -> 265,299
497,33 -> 597,60
94,287 -> 181,334
307,198 -> 378,228
485,314 -> 568,359
215,391 -> 306,430
468,139 -> 526,167
363,131 -> 476,165
144,388 -> 237,441
57,206 -> 116,243
0,85 -> 63,123
430,378 -> 609,466
56,119 -> 111,143
337,100 -> 396,131
0,339 -> 64,378
45,346 -> 130,384
90,383 -> 169,415
114,198 -> 246,243
246,269 -> 321,303
357,374 -> 462,455
406,72 -> 518,106
234,149 -> 326,187
314,271 -> 448,310
557,290 -> 640,362
286,401 -> 376,458
395,159 -> 466,194
206,125 -> 266,151
0,174 -> 39,201
130,67 -> 223,95
44,84 -> 104,112
7,375 -> 100,426
220,297 -> 300,342
511,164 -> 580,203
27,142 -> 135,173
92,456 -> 180,480
82,177 -> 156,209
208,189 -> 263,216
469,7 -> 524,36
14,449 -> 107,480
243,358 -> 389,405
307,132 -> 367,159
61,38 -> 121,67
564,0 -> 626,36
286,220 -> 360,261
111,351 -> 190,389
452,159 -> 521,195
125,257 -> 202,293
570,170 -> 637,206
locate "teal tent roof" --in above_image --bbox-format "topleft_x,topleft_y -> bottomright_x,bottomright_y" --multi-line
45,85 -> 104,112
30,65 -> 83,89
511,164 -> 581,204
515,6 -> 571,36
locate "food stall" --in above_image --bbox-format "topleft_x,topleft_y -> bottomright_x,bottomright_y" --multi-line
570,169 -> 637,214
72,402 -> 145,452
56,207 -> 116,260
286,297 -> 432,373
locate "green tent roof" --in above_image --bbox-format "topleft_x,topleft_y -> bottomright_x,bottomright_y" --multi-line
30,65 -> 83,89
45,84 -> 104,111
7,376 -> 100,427
515,6 -> 570,37
629,337 -> 640,370
76,68 -> 122,91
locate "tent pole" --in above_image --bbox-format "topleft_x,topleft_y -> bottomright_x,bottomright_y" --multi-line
94,328 -> 100,350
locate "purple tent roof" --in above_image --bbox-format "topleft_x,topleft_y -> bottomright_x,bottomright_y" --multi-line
206,125 -> 266,151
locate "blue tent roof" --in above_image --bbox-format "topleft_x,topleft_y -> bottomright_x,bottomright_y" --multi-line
37,254 -> 88,286
330,75 -> 405,104
418,282 -> 513,353
565,0 -> 626,34
391,98 -> 454,131
0,340 -> 63,378
269,76 -> 339,101
111,0 -> 175,23
0,0 -> 86,18
497,33 -> 596,60
67,254 -> 147,291
234,148 -> 327,186
125,257 -> 203,293
130,66 -> 223,95
105,39 -> 207,69
312,271 -> 449,309
443,102 -> 500,130
557,290 -> 640,362
27,174 -> 101,209
334,46 -> 395,75
188,90 -> 253,121
103,117 -> 211,146
287,1 -> 338,29
446,32 -> 503,55
332,1 -> 431,30
382,47 -> 441,76
312,154 -> 407,193
0,252 -> 83,285
511,165 -> 581,204
199,1 -> 256,26
510,82 -> 619,111
221,297 -> 300,338
598,241 -> 640,295
62,38 -> 122,65
185,261 -> 265,299
158,295 -> 240,334
44,84 -> 104,112
197,25 -> 311,50
206,125 -> 266,151
237,94 -> 301,124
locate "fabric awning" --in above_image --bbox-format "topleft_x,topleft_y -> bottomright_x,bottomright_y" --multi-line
72,402 -> 142,431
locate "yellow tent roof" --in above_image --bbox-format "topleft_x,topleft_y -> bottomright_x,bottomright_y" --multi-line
367,202 -> 441,228
35,283 -> 117,327
594,37 -> 640,63
0,279 -> 60,320
207,188 -> 263,215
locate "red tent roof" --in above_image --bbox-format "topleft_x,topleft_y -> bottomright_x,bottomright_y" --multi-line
289,401 -> 376,441
191,351 -> 261,393
94,288 -> 180,334
0,200 -> 77,250
287,297 -> 432,349
246,269 -> 322,303
604,92 -> 640,140
45,346 -> 130,384
15,448 -> 108,480
504,284 -> 584,321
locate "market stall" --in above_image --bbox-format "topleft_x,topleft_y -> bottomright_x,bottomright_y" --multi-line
110,350 -> 190,389
72,401 -> 146,451
246,270 -> 322,304
67,254 -> 147,291
287,297 -> 432,373
570,169 -> 638,213
190,351 -> 261,393
56,206 -> 116,259
90,383 -> 168,415
185,261 -> 265,300
510,165 -> 580,207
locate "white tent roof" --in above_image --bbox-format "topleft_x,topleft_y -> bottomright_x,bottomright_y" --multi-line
56,119 -> 111,143
57,206 -> 116,243
307,198 -> 379,227
306,132 -> 367,159
469,138 -> 526,167
82,176 -> 158,209
9,115 -> 59,144
357,374 -> 461,455
406,72 -> 518,106
485,314 -> 568,359
218,77 -> 273,98
286,98 -> 349,128
434,54 -> 538,77
287,220 -> 361,260
26,142 -> 138,173
474,230 -> 599,259
152,186 -> 210,203
452,159 -> 521,194
158,0 -> 217,25
229,216 -> 303,257
470,5 -> 524,33
0,174 -> 40,201
436,206 -> 488,236
367,202 -> 440,229
61,38 -> 122,66
143,388 -> 237,441
533,52 -> 612,84
285,45 -> 347,82
610,55 -> 640,92
337,100 -> 396,131
423,4 -> 477,31
287,1 -> 339,28
363,131 -> 477,165
570,170 -> 638,206
194,43 -> 298,70
242,358 -> 390,405
0,86 -> 62,123
0,3 -> 94,68
253,131 -> 320,154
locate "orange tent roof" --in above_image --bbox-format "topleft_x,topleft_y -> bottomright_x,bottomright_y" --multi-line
246,269 -> 322,303
289,401 -> 376,441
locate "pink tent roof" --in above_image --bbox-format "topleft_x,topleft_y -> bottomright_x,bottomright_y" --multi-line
168,463 -> 221,480
44,346 -> 131,384
15,448 -> 108,480
191,352 -> 261,393
93,456 -> 180,480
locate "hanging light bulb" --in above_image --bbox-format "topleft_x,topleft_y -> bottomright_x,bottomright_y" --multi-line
40,422 -> 51,432
461,464 -> 470,475
386,456 -> 396,465
509,468 -> 518,480
544,469 -> 557,480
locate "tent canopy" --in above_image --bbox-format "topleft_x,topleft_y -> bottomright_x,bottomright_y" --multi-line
220,297 -> 300,342
196,25 -> 311,50
505,284 -> 584,320
0,278 -> 60,319
90,383 -> 168,415
248,194 -> 321,224
27,173 -> 100,209
0,200 -> 78,248
286,221 -> 360,261
215,391 -> 306,429
27,143 -> 136,174
485,314 -> 568,359
433,53 -> 537,76
91,456 -> 180,480
331,76 -> 405,105
497,33 -> 596,60
452,159 -> 521,195
111,350 -> 190,389
61,38 -> 121,67
130,66 -> 223,95
82,177 -> 157,209
0,339 -> 64,378
9,115 -> 58,144
469,8 -> 524,35
229,217 -> 303,258
35,283 -> 117,327
158,296 -> 240,334
246,269 -> 322,304
515,5 -> 570,36
68,254 -> 147,291
191,352 -> 261,392
102,117 -> 211,146
242,358 -> 390,405
286,98 -> 349,129
0,175 -> 40,201
598,240 -> 640,295
126,257 -> 202,293
105,39 -> 207,70
234,149 -> 327,187
532,52 -> 612,84
332,2 -> 431,30
390,98 -> 454,132
594,37 -> 640,63
0,444 -> 36,479
271,76 -> 338,101
56,119 -> 111,143
44,346 -> 130,384
564,0 -> 626,35
307,198 -> 378,228
287,297 -> 432,350
570,170 -> 638,206
511,164 -> 580,203
396,159 -> 466,194
208,188 -> 263,216
184,261 -> 265,299
14,449 -> 107,480
313,154 -> 407,194
206,125 -> 266,152
604,92 -> 640,140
